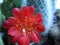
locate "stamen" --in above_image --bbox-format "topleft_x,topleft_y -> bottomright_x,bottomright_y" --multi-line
16,24 -> 18,27
20,24 -> 21,25
35,27 -> 37,29
17,21 -> 20,23
25,16 -> 27,19
29,18 -> 31,20
36,22 -> 38,24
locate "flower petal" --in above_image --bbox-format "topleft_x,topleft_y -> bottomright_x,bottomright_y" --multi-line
8,27 -> 18,36
12,8 -> 21,19
8,17 -> 16,25
10,31 -> 23,44
18,34 -> 30,45
36,24 -> 45,32
28,31 -> 41,43
21,6 -> 30,18
10,36 -> 17,44
33,13 -> 43,23
3,20 -> 13,29
29,6 -> 35,17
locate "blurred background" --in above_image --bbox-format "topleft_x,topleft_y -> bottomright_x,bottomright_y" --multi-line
0,0 -> 60,45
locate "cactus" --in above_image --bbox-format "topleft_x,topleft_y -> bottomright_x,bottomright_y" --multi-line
1,0 -> 22,19
0,10 -> 5,31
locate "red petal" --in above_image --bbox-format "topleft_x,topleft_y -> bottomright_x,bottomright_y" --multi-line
29,6 -> 35,17
8,17 -> 16,25
33,13 -> 43,23
28,31 -> 41,43
3,20 -> 13,29
10,36 -> 17,44
12,8 -> 21,19
36,24 -> 45,32
10,31 -> 23,44
8,27 -> 18,36
20,6 -> 30,18
18,34 -> 30,45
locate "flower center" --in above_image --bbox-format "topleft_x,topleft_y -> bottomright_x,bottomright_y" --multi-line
15,17 -> 34,32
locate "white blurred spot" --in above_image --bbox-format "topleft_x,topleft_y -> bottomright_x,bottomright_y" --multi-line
22,29 -> 26,33
56,0 -> 60,9
21,0 -> 27,7
0,0 -> 3,4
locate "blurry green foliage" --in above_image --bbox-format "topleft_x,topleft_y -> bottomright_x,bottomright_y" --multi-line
0,10 -> 5,31
0,35 -> 4,45
1,0 -> 22,19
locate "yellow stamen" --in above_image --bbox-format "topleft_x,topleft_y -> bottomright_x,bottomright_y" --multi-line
25,16 -> 27,19
16,24 -> 18,27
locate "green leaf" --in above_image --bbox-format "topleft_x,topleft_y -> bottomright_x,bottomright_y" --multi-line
0,35 -> 4,45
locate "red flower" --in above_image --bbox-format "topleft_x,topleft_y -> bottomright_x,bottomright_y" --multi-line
3,6 -> 45,45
